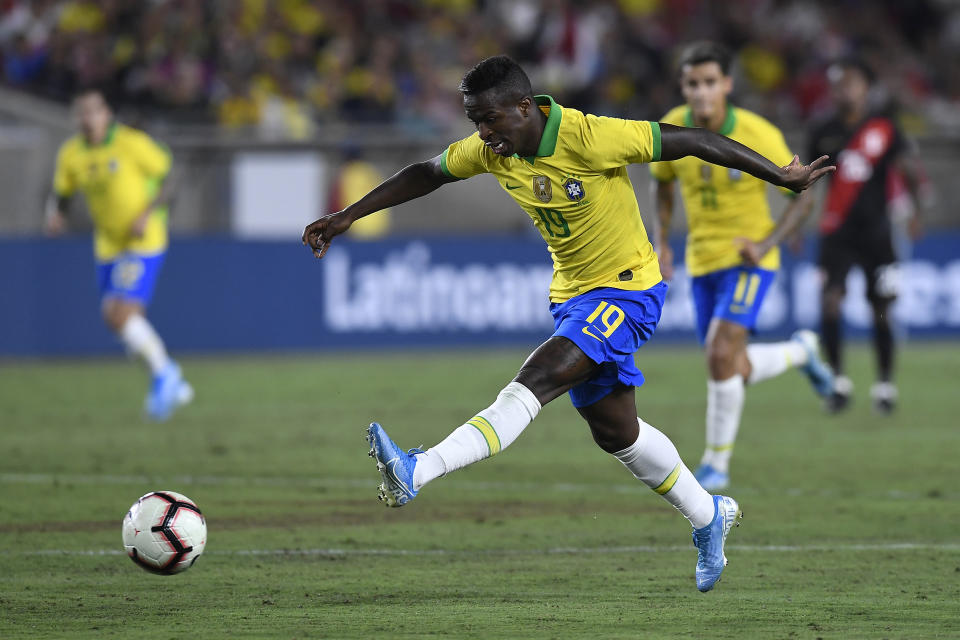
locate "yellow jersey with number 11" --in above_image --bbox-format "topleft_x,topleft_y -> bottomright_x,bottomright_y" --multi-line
54,123 -> 172,262
649,105 -> 795,277
441,95 -> 663,303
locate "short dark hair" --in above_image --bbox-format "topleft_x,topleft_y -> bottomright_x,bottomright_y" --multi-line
72,84 -> 113,107
829,56 -> 875,85
458,55 -> 533,102
677,41 -> 732,76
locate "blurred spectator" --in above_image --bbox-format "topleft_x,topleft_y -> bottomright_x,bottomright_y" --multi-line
1,0 -> 958,137
328,145 -> 391,240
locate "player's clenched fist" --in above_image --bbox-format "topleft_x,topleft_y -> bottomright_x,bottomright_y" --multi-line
302,211 -> 352,259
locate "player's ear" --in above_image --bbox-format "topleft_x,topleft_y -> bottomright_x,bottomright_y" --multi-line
518,96 -> 532,117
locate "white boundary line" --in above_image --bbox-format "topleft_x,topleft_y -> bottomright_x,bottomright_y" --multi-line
1,472 -> 955,501
5,542 -> 960,558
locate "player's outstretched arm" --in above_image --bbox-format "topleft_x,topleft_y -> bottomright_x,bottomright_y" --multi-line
302,154 -> 457,259
658,123 -> 835,193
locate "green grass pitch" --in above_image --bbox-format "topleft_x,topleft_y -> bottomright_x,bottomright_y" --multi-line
1,343 -> 958,639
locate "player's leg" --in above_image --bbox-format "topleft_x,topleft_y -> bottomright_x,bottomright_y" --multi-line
695,267 -> 782,488
576,383 -> 740,592
367,335 -> 598,506
865,252 -> 900,414
98,253 -> 191,420
818,235 -> 855,412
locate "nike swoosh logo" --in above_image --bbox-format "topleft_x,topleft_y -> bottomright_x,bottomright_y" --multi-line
581,326 -> 603,342
504,183 -> 521,190
385,457 -> 411,493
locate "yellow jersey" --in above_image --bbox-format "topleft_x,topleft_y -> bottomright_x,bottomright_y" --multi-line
649,105 -> 794,277
442,95 -> 662,303
53,123 -> 172,261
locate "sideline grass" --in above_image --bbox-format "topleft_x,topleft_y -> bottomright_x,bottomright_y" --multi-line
1,344 -> 958,639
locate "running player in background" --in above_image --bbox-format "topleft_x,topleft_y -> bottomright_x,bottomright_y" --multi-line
808,58 -> 930,415
45,87 -> 192,421
303,56 -> 833,592
649,42 -> 834,491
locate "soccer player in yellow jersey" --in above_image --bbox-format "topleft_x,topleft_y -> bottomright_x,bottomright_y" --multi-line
649,42 -> 835,491
45,87 -> 192,421
303,56 -> 833,591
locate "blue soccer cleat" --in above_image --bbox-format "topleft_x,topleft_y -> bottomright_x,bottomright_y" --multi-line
366,423 -> 422,507
692,494 -> 742,592
694,464 -> 729,492
145,361 -> 193,422
792,329 -> 835,397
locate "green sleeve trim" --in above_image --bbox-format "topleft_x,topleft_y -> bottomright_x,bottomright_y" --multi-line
650,121 -> 662,162
439,148 -> 459,179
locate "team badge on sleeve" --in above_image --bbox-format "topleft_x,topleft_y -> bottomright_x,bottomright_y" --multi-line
533,175 -> 552,202
563,177 -> 585,202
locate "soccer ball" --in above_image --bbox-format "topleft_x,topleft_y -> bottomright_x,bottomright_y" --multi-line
122,491 -> 207,575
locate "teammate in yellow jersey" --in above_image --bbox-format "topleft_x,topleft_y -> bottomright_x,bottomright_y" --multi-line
45,87 -> 192,421
649,42 -> 835,491
303,56 -> 833,592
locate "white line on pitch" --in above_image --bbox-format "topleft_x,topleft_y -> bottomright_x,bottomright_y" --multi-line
6,542 -> 960,558
0,472 -> 955,501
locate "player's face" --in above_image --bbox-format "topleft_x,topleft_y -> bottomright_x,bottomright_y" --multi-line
829,67 -> 869,114
74,93 -> 112,143
463,91 -> 537,157
680,62 -> 732,124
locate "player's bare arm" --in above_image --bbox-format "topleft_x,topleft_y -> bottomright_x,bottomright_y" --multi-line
43,193 -> 71,236
132,168 -> 179,239
302,154 -> 457,259
650,179 -> 676,279
659,124 -> 835,192
894,150 -> 934,239
736,189 -> 813,266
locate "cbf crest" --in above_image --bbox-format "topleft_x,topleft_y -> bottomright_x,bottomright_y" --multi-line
563,177 -> 585,202
532,175 -> 552,203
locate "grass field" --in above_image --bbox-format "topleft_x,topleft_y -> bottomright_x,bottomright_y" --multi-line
1,343 -> 959,639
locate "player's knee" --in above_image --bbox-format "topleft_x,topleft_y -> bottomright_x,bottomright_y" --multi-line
588,422 -> 628,453
514,363 -> 563,400
706,338 -> 737,378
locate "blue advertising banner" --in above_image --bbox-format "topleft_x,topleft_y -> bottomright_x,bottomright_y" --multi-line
1,234 -> 958,356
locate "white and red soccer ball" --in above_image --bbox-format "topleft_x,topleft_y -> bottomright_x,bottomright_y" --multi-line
122,491 -> 207,574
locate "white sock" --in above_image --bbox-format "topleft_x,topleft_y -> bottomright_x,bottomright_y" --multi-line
613,418 -> 716,529
412,382 -> 541,491
746,341 -> 808,384
702,375 -> 745,473
119,314 -> 170,376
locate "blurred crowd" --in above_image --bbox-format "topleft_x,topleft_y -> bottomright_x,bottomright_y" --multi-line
2,0 -> 960,139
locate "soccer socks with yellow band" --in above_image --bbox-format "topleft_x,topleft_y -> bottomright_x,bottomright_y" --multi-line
412,382 -> 541,491
613,418 -> 716,530
120,314 -> 171,375
701,374 -> 745,474
746,341 -> 808,384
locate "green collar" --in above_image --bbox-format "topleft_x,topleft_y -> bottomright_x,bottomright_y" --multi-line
83,122 -> 117,149
514,94 -> 562,164
684,104 -> 736,136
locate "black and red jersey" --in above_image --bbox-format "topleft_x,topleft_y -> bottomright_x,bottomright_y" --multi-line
807,113 -> 906,237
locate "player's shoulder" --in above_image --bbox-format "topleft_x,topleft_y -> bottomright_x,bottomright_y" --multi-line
56,134 -> 85,159
114,123 -> 156,146
658,105 -> 688,126
733,107 -> 784,138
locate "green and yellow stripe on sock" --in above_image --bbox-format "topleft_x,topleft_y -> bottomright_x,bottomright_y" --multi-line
467,416 -> 501,456
653,463 -> 682,495
708,444 -> 734,453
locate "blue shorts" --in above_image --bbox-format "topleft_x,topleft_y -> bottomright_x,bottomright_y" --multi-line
549,282 -> 667,408
96,252 -> 165,305
690,266 -> 776,344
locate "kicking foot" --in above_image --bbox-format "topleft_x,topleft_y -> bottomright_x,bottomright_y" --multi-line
366,422 -> 422,507
694,464 -> 729,492
791,330 -> 835,397
692,495 -> 742,592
